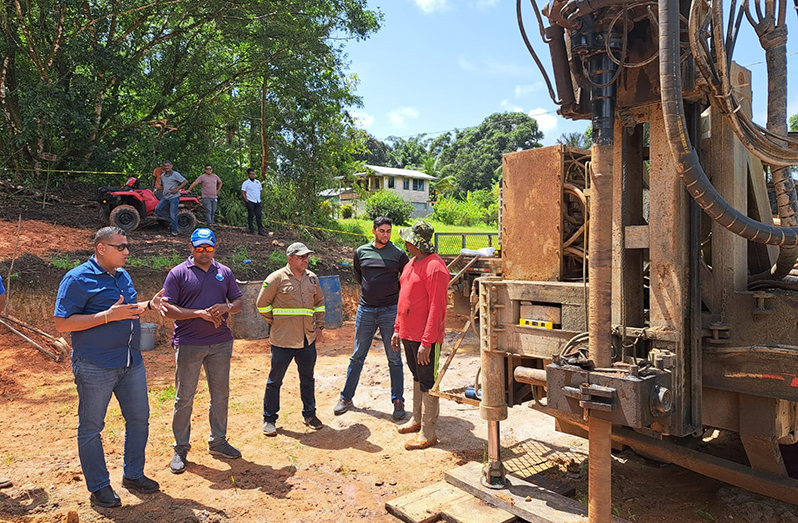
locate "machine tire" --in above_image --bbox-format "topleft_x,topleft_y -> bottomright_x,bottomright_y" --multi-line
176,210 -> 196,234
109,204 -> 141,231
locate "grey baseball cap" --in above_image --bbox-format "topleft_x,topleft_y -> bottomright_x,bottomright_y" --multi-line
286,242 -> 314,257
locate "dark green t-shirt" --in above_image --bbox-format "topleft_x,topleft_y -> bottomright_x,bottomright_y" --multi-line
354,242 -> 409,307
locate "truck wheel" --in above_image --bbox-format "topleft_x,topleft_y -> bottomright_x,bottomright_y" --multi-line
110,204 -> 141,231
176,210 -> 196,234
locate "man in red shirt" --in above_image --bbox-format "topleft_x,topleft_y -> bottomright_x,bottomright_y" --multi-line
391,220 -> 449,450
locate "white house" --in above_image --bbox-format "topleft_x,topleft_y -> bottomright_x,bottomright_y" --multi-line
327,165 -> 436,219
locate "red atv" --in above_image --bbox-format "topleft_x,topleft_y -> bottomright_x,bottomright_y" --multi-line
98,177 -> 199,233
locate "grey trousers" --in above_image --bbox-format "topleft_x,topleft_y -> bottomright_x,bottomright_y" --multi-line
201,197 -> 218,226
172,340 -> 233,453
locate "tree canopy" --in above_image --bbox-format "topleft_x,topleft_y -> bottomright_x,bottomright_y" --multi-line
0,0 -> 381,196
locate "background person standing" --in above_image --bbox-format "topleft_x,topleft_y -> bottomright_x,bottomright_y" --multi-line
160,228 -> 244,474
54,227 -> 166,507
188,165 -> 223,227
154,160 -> 188,236
241,168 -> 266,236
334,216 -> 409,420
391,220 -> 449,450
256,242 -> 326,436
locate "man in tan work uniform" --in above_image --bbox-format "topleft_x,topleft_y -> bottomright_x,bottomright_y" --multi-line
257,242 -> 326,437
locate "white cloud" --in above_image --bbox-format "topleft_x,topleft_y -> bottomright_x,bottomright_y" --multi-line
410,0 -> 449,14
500,99 -> 524,112
388,106 -> 420,128
514,83 -> 544,97
350,110 -> 374,128
528,107 -> 559,132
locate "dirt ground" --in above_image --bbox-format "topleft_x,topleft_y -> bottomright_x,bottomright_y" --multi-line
1,205 -> 798,523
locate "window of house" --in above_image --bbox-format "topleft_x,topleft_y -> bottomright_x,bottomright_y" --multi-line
388,176 -> 395,189
371,177 -> 381,190
412,179 -> 425,191
403,178 -> 410,190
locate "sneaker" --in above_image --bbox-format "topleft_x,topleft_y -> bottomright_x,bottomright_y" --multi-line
258,230 -> 268,236
122,475 -> 160,493
262,421 -> 277,437
209,442 -> 241,460
170,450 -> 187,474
303,416 -> 323,430
392,399 -> 406,420
171,231 -> 178,236
0,477 -> 11,489
90,486 -> 121,508
333,398 -> 352,416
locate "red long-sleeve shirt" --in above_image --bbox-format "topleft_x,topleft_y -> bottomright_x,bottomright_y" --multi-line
394,253 -> 449,346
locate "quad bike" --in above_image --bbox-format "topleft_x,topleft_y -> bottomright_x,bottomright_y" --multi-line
98,177 -> 199,233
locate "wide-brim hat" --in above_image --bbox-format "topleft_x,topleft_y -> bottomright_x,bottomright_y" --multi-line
399,220 -> 435,254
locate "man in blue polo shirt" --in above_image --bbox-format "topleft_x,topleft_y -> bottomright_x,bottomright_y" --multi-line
160,228 -> 243,474
54,227 -> 167,508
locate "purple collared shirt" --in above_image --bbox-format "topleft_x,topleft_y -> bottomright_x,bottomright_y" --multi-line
163,257 -> 242,346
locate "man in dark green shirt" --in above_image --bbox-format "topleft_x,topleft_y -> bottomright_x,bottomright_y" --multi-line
334,216 -> 410,419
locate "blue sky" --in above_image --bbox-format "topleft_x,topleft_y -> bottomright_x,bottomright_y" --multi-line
342,0 -> 798,147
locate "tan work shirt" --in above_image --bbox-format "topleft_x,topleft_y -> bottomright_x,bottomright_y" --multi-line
256,265 -> 325,348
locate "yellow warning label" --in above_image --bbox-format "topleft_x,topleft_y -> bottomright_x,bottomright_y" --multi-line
519,319 -> 554,329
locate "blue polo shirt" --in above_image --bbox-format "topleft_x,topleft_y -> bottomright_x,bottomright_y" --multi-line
162,257 -> 242,346
54,257 -> 142,368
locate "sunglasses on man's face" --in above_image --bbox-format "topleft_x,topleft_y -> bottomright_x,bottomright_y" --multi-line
194,245 -> 215,253
104,243 -> 130,252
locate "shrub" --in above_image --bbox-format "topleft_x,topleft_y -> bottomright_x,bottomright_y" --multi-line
341,204 -> 353,219
364,190 -> 414,225
432,197 -> 483,226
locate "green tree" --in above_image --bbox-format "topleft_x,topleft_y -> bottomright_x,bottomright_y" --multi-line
0,0 -> 381,217
556,130 -> 591,149
437,112 -> 543,194
364,190 -> 414,225
385,135 -> 432,169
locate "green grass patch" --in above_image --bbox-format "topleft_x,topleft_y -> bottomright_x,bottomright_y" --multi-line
229,245 -> 250,264
50,254 -> 82,270
127,249 -> 184,270
152,385 -> 176,405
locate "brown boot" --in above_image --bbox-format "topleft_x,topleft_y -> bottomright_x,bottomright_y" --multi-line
397,381 -> 422,434
405,391 -> 439,450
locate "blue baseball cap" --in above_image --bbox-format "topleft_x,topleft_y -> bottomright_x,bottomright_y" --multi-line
191,228 -> 216,247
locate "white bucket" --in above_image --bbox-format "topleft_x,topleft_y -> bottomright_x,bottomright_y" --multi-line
139,322 -> 158,351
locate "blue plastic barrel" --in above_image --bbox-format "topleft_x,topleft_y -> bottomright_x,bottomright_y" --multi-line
317,275 -> 343,329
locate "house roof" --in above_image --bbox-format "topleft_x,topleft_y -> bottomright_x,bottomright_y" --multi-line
355,165 -> 437,181
319,187 -> 353,197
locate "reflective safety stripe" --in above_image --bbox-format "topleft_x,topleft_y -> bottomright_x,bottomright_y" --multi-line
257,305 -> 273,313
313,306 -> 326,312
273,308 -> 314,316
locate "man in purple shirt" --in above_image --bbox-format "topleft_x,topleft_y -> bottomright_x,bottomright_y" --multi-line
160,228 -> 243,474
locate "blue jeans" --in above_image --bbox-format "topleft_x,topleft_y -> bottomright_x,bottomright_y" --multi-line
155,196 -> 180,233
172,341 -> 233,453
340,304 -> 403,404
72,359 -> 149,492
263,341 -> 316,422
201,197 -> 217,226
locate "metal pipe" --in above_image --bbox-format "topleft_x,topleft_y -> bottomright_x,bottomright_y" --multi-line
513,366 -> 548,387
587,33 -> 617,523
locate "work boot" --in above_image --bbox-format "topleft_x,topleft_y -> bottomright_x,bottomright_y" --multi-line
405,391 -> 439,450
90,486 -> 121,508
397,381 -> 422,434
334,398 -> 353,416
392,399 -> 406,420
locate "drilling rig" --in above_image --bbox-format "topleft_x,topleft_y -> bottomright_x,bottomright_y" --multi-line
477,0 -> 798,521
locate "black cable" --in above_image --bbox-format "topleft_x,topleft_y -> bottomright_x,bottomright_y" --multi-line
516,0 -> 561,105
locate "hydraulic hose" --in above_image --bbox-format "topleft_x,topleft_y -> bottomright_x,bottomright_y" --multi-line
659,0 -> 798,247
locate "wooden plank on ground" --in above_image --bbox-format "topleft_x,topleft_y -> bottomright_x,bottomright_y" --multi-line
445,462 -> 627,523
386,481 -> 516,523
